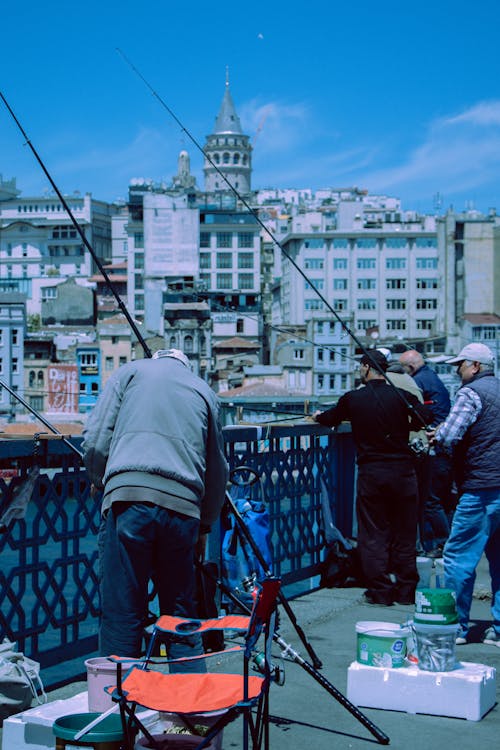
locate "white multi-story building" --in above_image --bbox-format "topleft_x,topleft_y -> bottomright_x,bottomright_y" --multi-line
0,180 -> 113,317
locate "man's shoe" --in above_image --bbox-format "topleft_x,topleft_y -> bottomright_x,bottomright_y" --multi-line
456,635 -> 467,645
482,627 -> 500,647
363,592 -> 393,606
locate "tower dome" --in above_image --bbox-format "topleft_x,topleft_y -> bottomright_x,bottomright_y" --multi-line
203,73 -> 252,196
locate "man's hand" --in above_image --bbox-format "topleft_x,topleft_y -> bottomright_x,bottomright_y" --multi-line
312,410 -> 322,422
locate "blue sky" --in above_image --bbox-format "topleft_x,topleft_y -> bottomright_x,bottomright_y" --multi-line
1,0 -> 500,214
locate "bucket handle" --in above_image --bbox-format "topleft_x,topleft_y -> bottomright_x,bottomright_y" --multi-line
72,704 -> 119,742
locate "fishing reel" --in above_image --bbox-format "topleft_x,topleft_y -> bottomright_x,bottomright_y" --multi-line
252,651 -> 286,686
408,436 -> 429,457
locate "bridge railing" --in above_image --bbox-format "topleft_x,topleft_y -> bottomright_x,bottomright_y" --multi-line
0,423 -> 355,684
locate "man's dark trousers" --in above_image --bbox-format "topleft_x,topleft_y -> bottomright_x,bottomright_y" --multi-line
357,461 -> 419,604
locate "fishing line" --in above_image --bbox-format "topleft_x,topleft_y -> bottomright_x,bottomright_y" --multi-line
117,50 -> 432,431
0,90 -> 152,359
116,49 -> 430,429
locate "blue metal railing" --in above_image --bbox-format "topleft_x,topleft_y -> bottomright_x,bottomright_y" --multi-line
0,423 -> 355,684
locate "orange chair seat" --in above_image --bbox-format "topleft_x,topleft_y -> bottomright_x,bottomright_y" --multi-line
112,669 -> 265,713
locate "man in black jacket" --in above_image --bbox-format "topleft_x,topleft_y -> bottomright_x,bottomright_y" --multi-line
314,350 -> 429,605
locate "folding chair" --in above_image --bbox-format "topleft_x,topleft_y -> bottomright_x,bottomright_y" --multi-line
109,577 -> 281,750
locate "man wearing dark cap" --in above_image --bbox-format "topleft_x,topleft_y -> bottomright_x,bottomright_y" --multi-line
314,350 -> 429,605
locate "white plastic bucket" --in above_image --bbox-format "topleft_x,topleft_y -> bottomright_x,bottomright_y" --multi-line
416,556 -> 433,589
356,621 -> 409,668
85,657 -> 141,712
413,622 -> 459,672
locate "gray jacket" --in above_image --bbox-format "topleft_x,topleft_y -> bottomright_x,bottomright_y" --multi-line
82,356 -> 228,526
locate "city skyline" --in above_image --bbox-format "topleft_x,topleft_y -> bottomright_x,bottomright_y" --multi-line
1,1 -> 500,214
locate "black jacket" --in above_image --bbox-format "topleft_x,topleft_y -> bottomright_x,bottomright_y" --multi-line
316,380 -> 429,464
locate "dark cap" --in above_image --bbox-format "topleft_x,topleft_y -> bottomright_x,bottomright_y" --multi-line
360,350 -> 389,372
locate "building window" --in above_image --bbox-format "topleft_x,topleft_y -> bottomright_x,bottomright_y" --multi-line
416,298 -> 437,310
216,273 -> 232,289
386,319 -> 407,330
119,357 -> 127,366
317,374 -> 325,390
304,239 -> 324,249
236,318 -> 244,334
357,299 -> 376,310
416,257 -> 438,269
386,299 -> 407,309
11,329 -> 18,345
217,252 -> 232,269
305,279 -> 324,290
184,335 -> 193,353
304,299 -> 324,310
135,274 -> 144,290
30,396 -> 43,410
134,294 -> 144,310
385,237 -> 408,248
416,319 -> 433,330
134,253 -> 144,269
357,279 -> 376,290
29,370 -> 36,387
386,258 -> 407,269
238,253 -> 254,269
134,232 -> 144,248
356,238 -> 377,249
333,239 -> 349,249
416,278 -> 438,289
329,374 -> 335,390
200,232 -> 211,248
238,233 -> 254,248
200,253 -> 211,269
304,258 -> 324,270
333,258 -> 348,269
415,237 -> 437,248
333,278 -> 348,290
12,358 -> 18,373
357,319 -> 377,330
293,349 -> 305,360
317,348 -> 324,363
357,258 -> 376,269
105,357 -> 114,371
216,232 -> 232,248
332,299 -> 347,311
386,278 -> 406,289
238,273 -> 254,289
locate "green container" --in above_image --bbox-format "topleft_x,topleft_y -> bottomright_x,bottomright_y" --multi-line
356,621 -> 409,668
414,588 -> 458,625
53,713 -> 124,749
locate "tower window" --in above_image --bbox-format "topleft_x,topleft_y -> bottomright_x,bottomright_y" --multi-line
233,153 -> 240,164
222,152 -> 230,164
213,153 -> 220,164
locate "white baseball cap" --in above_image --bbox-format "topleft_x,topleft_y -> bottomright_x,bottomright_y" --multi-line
153,348 -> 191,368
446,343 -> 494,366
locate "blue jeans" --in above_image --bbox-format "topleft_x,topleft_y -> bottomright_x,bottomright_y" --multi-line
99,502 -> 204,670
443,488 -> 500,637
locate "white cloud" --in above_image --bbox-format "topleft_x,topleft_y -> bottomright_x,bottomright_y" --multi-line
351,100 -> 500,201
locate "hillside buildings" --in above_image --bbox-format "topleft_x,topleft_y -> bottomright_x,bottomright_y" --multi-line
1,78 -> 499,421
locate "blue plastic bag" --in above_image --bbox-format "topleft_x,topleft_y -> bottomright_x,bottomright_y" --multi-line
222,483 -> 272,610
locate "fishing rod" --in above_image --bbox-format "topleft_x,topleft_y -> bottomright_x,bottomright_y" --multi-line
0,378 -> 83,459
117,50 -> 430,431
0,90 -> 152,360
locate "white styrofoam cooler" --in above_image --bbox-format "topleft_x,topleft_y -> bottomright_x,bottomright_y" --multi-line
1,691 -> 159,750
347,660 -> 496,721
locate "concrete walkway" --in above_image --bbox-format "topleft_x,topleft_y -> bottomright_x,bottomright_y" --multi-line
2,559 -> 498,750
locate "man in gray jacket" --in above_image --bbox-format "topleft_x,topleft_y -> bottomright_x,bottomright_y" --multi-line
82,349 -> 228,660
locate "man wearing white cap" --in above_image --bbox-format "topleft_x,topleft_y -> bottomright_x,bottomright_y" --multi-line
82,348 -> 228,660
430,342 -> 500,646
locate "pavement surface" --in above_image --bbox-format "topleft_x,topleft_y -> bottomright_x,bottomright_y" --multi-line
1,556 -> 498,750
